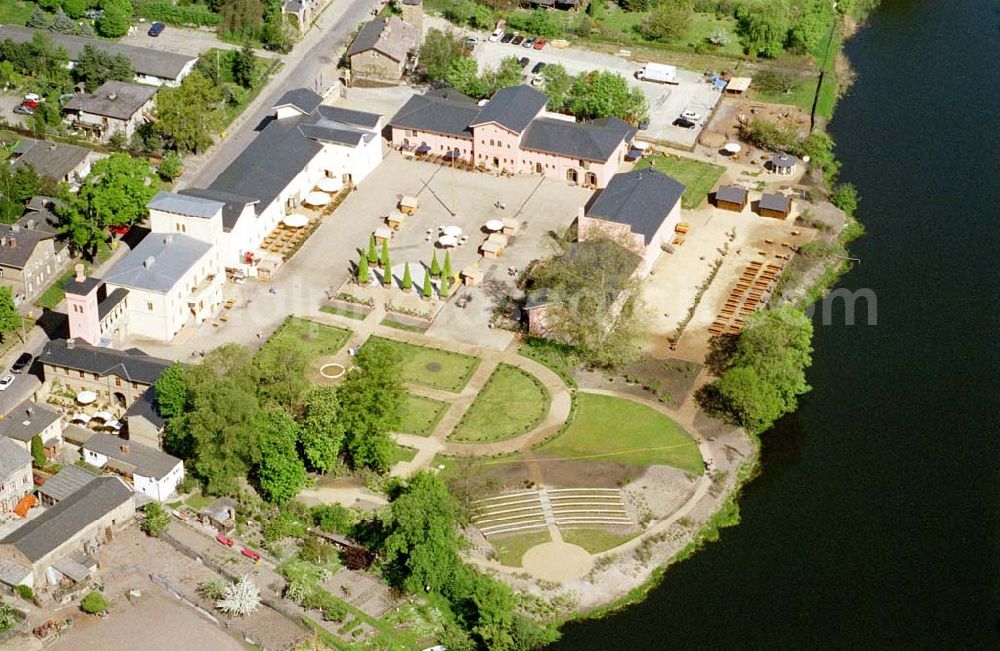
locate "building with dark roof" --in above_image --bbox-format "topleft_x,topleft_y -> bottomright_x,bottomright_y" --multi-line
0,475 -> 134,589
0,221 -> 63,304
9,138 -> 92,186
347,16 -> 418,82
82,433 -> 183,502
580,168 -> 685,275
769,153 -> 799,176
714,185 -> 749,212
36,465 -> 100,507
39,339 -> 171,411
389,85 -> 635,188
0,438 -> 32,516
758,192 -> 793,218
0,26 -> 196,86
0,400 -> 64,461
123,385 -> 167,451
62,81 -> 157,144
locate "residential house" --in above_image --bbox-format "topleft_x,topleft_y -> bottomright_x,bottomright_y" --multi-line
579,168 -> 685,275
0,438 -> 32,515
36,465 -> 99,507
63,267 -> 130,348
281,0 -> 327,31
199,497 -> 237,534
10,138 -> 93,187
82,432 -> 183,502
122,385 -> 166,451
714,185 -> 749,212
38,338 -> 172,411
19,196 -> 71,265
389,85 -> 636,188
347,16 -> 418,83
758,193 -> 793,219
63,80 -> 158,143
0,222 -> 61,305
0,26 -> 197,86
0,475 -> 134,590
0,401 -> 64,461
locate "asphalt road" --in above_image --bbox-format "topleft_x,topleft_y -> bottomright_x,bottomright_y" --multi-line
185,0 -> 384,188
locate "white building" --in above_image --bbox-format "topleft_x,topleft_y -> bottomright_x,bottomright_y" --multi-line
81,433 -> 183,502
0,438 -> 32,515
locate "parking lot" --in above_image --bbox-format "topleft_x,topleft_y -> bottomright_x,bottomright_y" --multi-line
0,93 -> 32,128
461,24 -> 722,148
120,23 -> 278,59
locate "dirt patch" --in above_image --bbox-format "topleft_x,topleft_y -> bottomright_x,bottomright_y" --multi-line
521,542 -> 593,584
575,356 -> 703,409
702,97 -> 810,153
323,570 -> 398,618
533,457 -> 638,489
623,465 -> 700,522
425,362 -> 442,373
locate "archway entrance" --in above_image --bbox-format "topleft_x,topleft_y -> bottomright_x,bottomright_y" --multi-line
535,162 -> 543,174
585,172 -> 598,187
113,392 -> 127,409
566,168 -> 578,183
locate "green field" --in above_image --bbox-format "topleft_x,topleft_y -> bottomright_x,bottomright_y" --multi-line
263,317 -> 351,359
518,338 -> 578,388
754,77 -> 822,113
538,393 -> 702,474
400,394 -> 449,437
450,364 -> 550,443
635,154 -> 725,210
491,530 -> 551,567
561,528 -> 638,554
0,1 -> 33,26
365,336 -> 480,393
319,305 -> 367,320
380,317 -> 428,333
390,444 -> 418,465
597,8 -> 743,58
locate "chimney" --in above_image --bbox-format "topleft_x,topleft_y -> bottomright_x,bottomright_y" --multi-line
66,338 -> 76,349
577,206 -> 585,220
26,407 -> 33,418
11,224 -> 19,233
120,443 -> 129,454
26,219 -> 35,230
108,93 -> 117,101
75,263 -> 86,282
8,236 -> 14,249
163,235 -> 172,244
143,256 -> 155,268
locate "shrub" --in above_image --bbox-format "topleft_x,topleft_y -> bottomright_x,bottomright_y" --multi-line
80,590 -> 108,614
197,579 -> 225,600
506,9 -> 562,37
157,152 -> 183,181
140,502 -> 171,537
830,183 -> 859,216
638,4 -> 692,43
133,0 -> 221,27
310,504 -> 356,535
16,584 -> 34,601
322,601 -> 347,622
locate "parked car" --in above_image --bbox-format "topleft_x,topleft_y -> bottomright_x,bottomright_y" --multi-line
511,35 -> 524,45
11,353 -> 33,374
83,8 -> 103,19
673,117 -> 697,129
531,75 -> 544,87
23,93 -> 41,103
521,38 -> 535,48
0,375 -> 14,391
638,117 -> 650,130
13,104 -> 35,115
489,28 -> 504,42
533,37 -> 547,50
465,35 -> 478,47
681,110 -> 702,121
241,547 -> 261,561
216,533 -> 235,547
148,22 -> 165,37
531,61 -> 547,74
500,32 -> 515,44
517,57 -> 529,68
108,224 -> 130,236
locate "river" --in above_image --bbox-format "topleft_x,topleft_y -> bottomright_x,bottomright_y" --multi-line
553,1 -> 999,647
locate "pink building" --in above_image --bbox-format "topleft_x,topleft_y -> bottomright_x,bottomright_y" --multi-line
389,86 -> 636,189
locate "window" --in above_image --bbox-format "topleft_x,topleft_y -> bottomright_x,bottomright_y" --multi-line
146,302 -> 153,311
114,377 -> 122,387
78,370 -> 84,378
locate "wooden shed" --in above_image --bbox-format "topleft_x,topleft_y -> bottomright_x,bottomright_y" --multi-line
758,193 -> 792,219
715,185 -> 749,212
398,195 -> 419,215
725,76 -> 752,95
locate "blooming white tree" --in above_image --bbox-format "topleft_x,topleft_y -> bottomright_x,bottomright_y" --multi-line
216,574 -> 261,617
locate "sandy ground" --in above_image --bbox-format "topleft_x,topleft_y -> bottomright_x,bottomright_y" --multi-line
521,542 -> 593,584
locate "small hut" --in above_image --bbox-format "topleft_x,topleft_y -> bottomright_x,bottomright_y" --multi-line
200,497 -> 237,534
715,185 -> 749,212
758,193 -> 792,219
769,153 -> 799,176
725,76 -> 752,96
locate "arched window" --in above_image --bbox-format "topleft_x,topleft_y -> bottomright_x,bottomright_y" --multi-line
585,172 -> 598,187
566,168 -> 579,183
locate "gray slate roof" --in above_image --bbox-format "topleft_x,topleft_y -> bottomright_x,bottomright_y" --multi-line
715,185 -> 748,204
12,138 -> 89,182
148,191 -> 224,219
0,223 -> 54,270
83,432 -> 180,480
759,193 -> 791,212
0,476 -> 133,563
388,93 -> 479,139
208,93 -> 381,212
521,116 -> 633,163
97,287 -> 129,321
770,153 -> 799,169
40,339 -> 171,385
0,400 -> 61,443
123,386 -> 166,430
178,188 -> 258,232
63,275 -> 102,296
586,169 -> 685,242
37,465 -> 100,503
0,26 -> 195,80
103,233 -> 211,293
346,16 -> 417,63
0,438 -> 30,483
470,85 -> 547,134
316,105 -> 383,130
63,81 -> 157,120
273,88 -> 323,115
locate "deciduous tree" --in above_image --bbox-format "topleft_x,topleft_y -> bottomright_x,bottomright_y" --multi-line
255,335 -> 309,408
154,362 -> 189,419
155,72 -> 221,154
445,56 -> 486,99
638,3 -> 692,43
419,28 -> 465,82
540,63 -> 572,111
337,340 -> 405,472
31,435 -> 46,467
97,0 -> 133,38
254,406 -> 307,503
74,45 -> 134,92
736,0 -> 791,58
140,501 -> 171,537
568,70 -> 648,123
300,386 -> 345,473
0,288 -> 18,343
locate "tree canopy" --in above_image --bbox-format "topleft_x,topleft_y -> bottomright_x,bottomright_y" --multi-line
96,0 -> 133,38
155,72 -> 221,154
254,406 -> 307,503
567,70 -> 648,123
75,44 -> 134,92
0,164 -> 41,224
0,288 -> 17,343
736,0 -> 792,58
420,28 -> 465,82
337,340 -> 405,472
300,386 -> 345,473
154,362 -> 189,419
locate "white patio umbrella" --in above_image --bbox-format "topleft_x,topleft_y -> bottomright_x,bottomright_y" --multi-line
71,413 -> 91,423
317,177 -> 343,193
724,142 -> 742,154
283,213 -> 309,228
91,411 -> 114,422
304,191 -> 331,206
76,391 -> 97,405
484,219 -> 504,232
437,235 -> 458,248
633,140 -> 651,151
442,225 -> 462,237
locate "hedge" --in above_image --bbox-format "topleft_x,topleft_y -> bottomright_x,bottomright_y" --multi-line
133,0 -> 221,27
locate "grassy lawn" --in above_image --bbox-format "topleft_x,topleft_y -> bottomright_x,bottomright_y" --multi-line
380,317 -> 428,333
319,305 -> 366,320
562,528 -> 638,554
518,337 -> 577,388
389,443 -> 418,465
35,242 -> 113,311
450,364 -> 550,443
753,77 -> 821,113
400,394 -> 449,437
0,0 -> 33,25
430,451 -> 527,482
264,317 -> 350,359
365,336 -> 480,393
184,493 -> 214,510
491,530 -> 551,567
635,154 -> 725,210
537,393 -> 702,475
